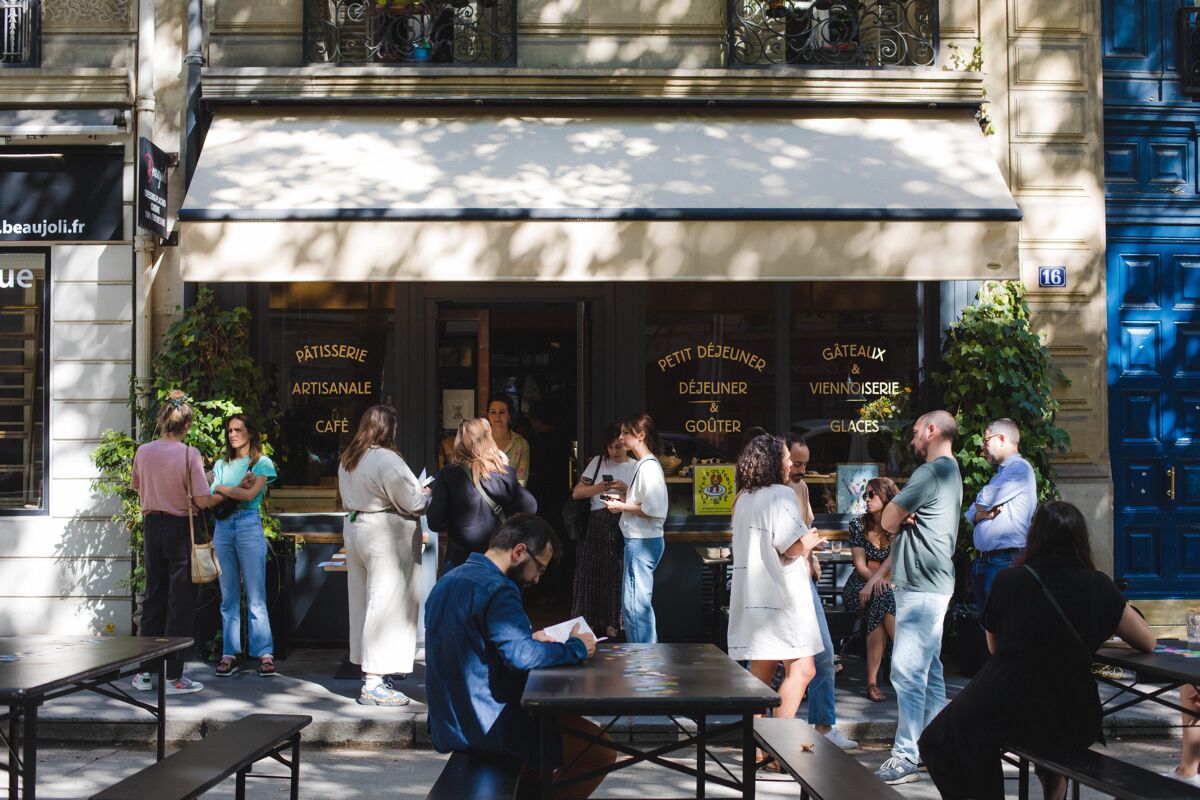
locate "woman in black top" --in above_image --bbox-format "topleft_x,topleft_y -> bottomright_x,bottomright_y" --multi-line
919,501 -> 1156,800
427,417 -> 537,571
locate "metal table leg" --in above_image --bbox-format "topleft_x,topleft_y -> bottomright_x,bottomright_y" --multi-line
696,715 -> 706,799
8,703 -> 18,800
21,701 -> 36,800
540,715 -> 554,800
742,713 -> 755,800
156,657 -> 166,760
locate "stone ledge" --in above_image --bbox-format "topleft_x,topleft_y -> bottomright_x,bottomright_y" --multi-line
0,69 -> 133,107
200,66 -> 985,106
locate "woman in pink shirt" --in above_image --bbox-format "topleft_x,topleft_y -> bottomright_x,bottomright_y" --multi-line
129,390 -> 219,695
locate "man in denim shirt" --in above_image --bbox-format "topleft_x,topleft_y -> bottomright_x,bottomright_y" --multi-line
964,418 -> 1037,613
425,513 -> 613,798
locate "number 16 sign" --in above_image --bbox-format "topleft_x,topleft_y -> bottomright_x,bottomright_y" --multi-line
1038,267 -> 1067,288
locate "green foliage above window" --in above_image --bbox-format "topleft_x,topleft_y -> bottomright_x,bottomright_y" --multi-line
932,281 -> 1070,551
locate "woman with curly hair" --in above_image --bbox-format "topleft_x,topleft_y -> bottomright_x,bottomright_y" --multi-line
727,434 -> 824,723
842,476 -> 900,702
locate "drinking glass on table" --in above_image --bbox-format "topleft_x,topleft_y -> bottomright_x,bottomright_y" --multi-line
830,539 -> 844,555
1188,610 -> 1200,645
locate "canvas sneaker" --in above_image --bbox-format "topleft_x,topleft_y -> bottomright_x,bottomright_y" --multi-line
131,672 -> 153,692
875,757 -> 920,785
358,684 -> 411,706
165,675 -> 204,695
823,727 -> 858,750
1163,768 -> 1200,787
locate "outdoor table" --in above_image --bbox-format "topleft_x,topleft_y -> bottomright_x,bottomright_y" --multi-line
1095,638 -> 1200,719
522,642 -> 778,799
0,635 -> 192,800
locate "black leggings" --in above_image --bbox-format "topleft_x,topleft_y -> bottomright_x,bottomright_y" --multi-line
141,514 -> 197,680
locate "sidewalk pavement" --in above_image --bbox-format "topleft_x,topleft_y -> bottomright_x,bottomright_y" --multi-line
36,648 -> 1184,748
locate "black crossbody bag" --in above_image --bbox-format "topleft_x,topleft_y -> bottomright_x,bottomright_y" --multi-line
1024,565 -> 1093,661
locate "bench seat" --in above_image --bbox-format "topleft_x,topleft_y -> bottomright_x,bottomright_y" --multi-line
754,718 -> 903,800
425,751 -> 521,800
90,713 -> 311,800
1008,744 -> 1200,800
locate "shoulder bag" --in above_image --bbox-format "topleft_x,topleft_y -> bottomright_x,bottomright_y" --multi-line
186,447 -> 222,584
211,457 -> 259,520
463,464 -> 506,523
561,457 -> 603,541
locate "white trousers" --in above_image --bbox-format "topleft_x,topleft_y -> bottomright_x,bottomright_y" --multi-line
344,514 -> 422,675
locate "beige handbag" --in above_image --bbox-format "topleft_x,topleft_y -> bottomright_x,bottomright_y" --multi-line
185,446 -> 221,584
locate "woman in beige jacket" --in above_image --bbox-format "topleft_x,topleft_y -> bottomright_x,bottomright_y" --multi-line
338,405 -> 430,706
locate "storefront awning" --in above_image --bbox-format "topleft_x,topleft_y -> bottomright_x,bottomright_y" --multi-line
0,109 -> 128,136
179,108 -> 1020,282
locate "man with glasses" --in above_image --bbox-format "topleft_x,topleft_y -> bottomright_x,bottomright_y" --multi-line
424,512 -> 613,798
964,418 -> 1037,614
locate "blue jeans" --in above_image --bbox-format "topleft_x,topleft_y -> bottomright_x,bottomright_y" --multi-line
214,508 -> 274,658
972,550 -> 1018,616
622,537 -> 664,644
890,588 -> 950,764
801,578 -> 837,726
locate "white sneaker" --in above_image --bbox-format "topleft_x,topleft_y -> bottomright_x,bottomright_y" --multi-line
131,672 -> 153,692
165,675 -> 203,695
1163,768 -> 1200,787
823,727 -> 858,750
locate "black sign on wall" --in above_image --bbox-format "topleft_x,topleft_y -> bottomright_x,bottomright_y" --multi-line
137,137 -> 169,239
0,147 -> 123,242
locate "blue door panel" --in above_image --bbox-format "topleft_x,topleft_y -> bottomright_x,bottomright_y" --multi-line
1104,0 -> 1162,71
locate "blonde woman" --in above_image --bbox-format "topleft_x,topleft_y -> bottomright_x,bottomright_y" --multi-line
427,417 -> 537,570
338,405 -> 430,706
130,390 -> 220,695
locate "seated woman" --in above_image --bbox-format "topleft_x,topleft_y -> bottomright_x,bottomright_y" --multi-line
842,477 -> 898,702
919,500 -> 1156,800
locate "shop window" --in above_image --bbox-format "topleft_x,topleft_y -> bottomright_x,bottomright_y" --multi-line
0,0 -> 39,67
0,250 -> 45,512
728,0 -> 936,69
645,283 -> 777,520
266,283 -> 394,513
304,0 -> 515,66
791,282 -> 919,517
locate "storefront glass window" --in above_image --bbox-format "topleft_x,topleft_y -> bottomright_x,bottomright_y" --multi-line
267,283 -> 394,512
791,282 -> 920,517
0,250 -> 45,512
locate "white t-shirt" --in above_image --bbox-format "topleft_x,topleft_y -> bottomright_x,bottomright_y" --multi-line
579,455 -> 640,512
727,484 -> 824,661
619,455 -> 668,540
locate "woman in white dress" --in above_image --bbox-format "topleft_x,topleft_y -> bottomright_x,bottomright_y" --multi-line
727,433 -> 824,720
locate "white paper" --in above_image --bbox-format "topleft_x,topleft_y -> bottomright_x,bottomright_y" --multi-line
540,615 -> 596,644
418,468 -> 435,487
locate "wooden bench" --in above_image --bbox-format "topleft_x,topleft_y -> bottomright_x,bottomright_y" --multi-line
1007,744 -> 1200,800
90,713 -> 312,800
755,718 -> 904,799
425,751 -> 520,800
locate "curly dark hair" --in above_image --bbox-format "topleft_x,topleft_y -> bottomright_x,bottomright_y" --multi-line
736,434 -> 786,493
857,477 -> 900,543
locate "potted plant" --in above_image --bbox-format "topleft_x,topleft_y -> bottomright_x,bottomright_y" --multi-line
411,36 -> 432,61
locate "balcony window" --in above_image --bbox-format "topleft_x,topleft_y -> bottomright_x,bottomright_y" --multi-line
1181,6 -> 1200,97
729,0 -> 937,69
0,0 -> 38,67
305,0 -> 516,66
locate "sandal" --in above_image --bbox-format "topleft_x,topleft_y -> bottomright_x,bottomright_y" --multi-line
215,657 -> 238,677
867,683 -> 886,702
257,657 -> 277,678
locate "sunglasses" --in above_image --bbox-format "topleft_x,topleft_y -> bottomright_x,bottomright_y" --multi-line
864,489 -> 878,499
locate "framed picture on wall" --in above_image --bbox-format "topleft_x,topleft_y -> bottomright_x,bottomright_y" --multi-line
442,389 -> 474,430
837,463 -> 879,517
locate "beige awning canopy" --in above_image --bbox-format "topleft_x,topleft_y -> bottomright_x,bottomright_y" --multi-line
179,107 -> 1020,282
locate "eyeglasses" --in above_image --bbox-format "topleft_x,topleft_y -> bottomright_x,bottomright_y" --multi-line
529,550 -> 551,577
983,434 -> 1001,445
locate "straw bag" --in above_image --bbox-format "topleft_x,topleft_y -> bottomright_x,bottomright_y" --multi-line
185,446 -> 221,584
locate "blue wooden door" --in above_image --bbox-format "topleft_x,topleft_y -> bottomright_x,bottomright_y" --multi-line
1109,239 -> 1200,597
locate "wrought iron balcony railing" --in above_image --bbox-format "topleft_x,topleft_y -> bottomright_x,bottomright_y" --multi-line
0,0 -> 38,67
1180,6 -> 1200,97
305,0 -> 516,66
729,0 -> 937,69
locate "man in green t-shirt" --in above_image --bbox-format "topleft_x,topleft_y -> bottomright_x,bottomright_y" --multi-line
862,410 -> 962,786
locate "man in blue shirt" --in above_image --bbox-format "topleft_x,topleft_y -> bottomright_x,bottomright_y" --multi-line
964,418 -> 1038,614
425,512 -> 612,798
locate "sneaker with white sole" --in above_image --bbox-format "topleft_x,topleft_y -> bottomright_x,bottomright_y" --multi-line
1163,768 -> 1200,787
357,684 -> 411,706
164,675 -> 203,695
823,727 -> 858,750
875,757 -> 920,785
131,672 -> 153,692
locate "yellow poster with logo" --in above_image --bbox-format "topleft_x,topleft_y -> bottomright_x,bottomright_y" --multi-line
693,464 -> 736,516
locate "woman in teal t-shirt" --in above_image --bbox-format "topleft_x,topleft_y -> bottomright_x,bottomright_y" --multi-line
210,414 -> 278,677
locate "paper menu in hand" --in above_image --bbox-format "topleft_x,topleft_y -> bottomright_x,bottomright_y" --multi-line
541,615 -> 596,644
418,468 -> 435,487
